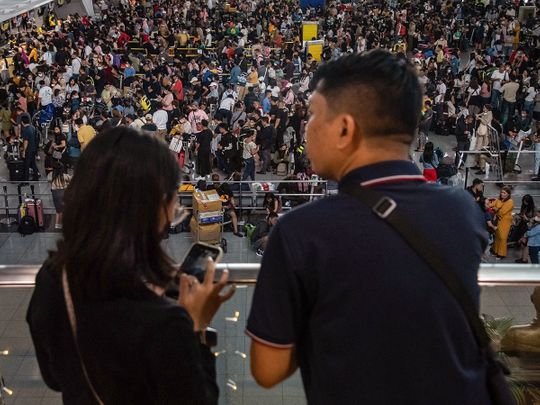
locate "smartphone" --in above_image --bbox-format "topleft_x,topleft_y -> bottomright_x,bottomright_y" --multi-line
180,243 -> 223,283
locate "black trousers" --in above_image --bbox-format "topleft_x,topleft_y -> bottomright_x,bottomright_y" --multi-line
24,150 -> 40,180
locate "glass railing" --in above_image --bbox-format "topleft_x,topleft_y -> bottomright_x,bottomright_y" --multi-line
0,264 -> 539,404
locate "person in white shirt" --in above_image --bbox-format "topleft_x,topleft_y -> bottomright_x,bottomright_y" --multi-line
130,115 -> 146,130
205,29 -> 212,47
217,94 -> 235,124
41,47 -> 54,66
490,65 -> 509,109
38,83 -> 53,108
152,108 -> 169,135
270,84 -> 280,99
221,88 -> 237,102
524,85 -> 538,116
71,55 -> 82,78
258,77 -> 266,94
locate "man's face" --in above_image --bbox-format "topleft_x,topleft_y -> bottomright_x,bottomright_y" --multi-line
305,91 -> 339,179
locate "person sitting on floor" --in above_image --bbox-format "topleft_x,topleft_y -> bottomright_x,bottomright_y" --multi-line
209,173 -> 244,237
251,212 -> 279,256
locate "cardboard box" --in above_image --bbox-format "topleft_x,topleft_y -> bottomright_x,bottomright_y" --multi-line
197,210 -> 223,224
190,217 -> 221,243
192,190 -> 223,214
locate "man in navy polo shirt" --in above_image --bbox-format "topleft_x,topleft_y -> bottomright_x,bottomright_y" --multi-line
246,50 -> 491,404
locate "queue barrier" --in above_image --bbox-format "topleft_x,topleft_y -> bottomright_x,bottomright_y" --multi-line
0,181 -> 56,226
177,179 -> 328,217
0,179 -> 329,226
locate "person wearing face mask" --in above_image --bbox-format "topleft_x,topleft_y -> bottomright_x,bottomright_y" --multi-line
27,127 -> 235,404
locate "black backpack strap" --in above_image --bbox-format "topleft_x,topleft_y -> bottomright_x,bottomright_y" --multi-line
340,183 -> 490,349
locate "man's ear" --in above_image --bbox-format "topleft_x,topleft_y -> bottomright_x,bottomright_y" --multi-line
335,114 -> 357,151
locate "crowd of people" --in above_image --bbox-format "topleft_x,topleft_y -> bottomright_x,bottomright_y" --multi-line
6,0 -> 537,402
0,0 -> 537,182
0,0 -> 539,257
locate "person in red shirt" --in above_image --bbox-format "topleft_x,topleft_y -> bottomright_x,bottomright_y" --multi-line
172,75 -> 184,102
117,31 -> 131,49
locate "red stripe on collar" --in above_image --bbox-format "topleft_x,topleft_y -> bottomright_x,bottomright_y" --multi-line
360,175 -> 427,187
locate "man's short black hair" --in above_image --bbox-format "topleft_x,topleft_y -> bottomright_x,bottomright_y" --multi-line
21,115 -> 30,125
310,49 -> 422,141
472,178 -> 484,186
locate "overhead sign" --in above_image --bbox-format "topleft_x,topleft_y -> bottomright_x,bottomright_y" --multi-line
302,21 -> 318,42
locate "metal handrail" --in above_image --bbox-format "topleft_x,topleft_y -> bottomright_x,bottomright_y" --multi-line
0,264 -> 539,286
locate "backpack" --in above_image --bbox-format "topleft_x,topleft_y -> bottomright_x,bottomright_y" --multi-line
244,223 -> 256,241
237,74 -> 247,86
18,215 -> 37,236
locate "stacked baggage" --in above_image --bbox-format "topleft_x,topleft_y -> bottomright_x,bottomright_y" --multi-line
16,184 -> 44,235
190,190 -> 223,244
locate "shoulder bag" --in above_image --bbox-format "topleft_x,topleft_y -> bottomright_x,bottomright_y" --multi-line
340,184 -> 516,405
62,269 -> 105,405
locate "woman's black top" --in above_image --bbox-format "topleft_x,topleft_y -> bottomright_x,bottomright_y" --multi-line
26,263 -> 218,404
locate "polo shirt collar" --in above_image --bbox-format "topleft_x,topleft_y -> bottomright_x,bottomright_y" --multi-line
338,160 -> 425,189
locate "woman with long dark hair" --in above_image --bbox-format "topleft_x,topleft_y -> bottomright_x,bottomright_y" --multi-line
419,142 -> 439,182
48,161 -> 71,230
27,127 -> 235,404
514,194 -> 536,263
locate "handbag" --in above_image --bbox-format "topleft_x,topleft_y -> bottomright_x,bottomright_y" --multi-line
52,148 -> 65,160
340,184 -> 516,405
62,268 -> 105,405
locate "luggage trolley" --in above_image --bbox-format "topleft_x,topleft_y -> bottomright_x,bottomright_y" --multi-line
192,208 -> 228,253
191,190 -> 228,253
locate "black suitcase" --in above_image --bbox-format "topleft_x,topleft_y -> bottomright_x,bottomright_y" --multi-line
8,160 -> 25,182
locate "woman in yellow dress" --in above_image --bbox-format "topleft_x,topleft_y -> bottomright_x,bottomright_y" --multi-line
491,186 -> 514,259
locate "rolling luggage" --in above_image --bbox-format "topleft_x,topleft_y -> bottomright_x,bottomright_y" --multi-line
8,160 -> 25,182
26,198 -> 44,228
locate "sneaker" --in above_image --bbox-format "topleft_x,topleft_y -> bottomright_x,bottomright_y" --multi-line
54,224 -> 63,230
515,258 -> 528,263
234,232 -> 244,237
255,249 -> 263,257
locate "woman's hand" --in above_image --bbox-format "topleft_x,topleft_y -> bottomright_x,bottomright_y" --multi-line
178,258 -> 236,332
